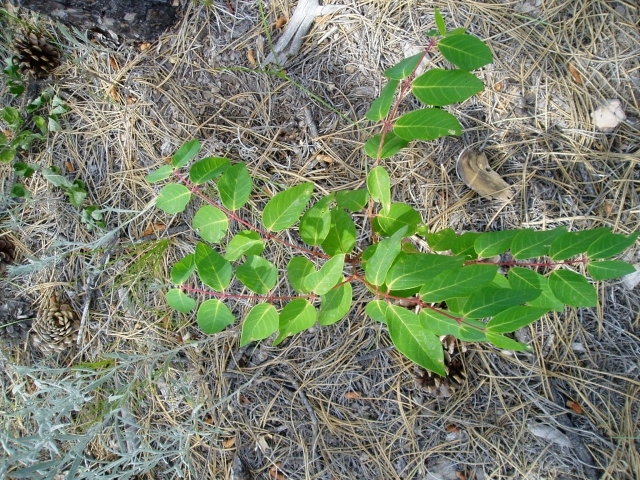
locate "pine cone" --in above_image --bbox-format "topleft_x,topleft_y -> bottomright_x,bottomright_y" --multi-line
0,238 -> 15,272
32,294 -> 80,353
414,335 -> 467,397
13,31 -> 60,77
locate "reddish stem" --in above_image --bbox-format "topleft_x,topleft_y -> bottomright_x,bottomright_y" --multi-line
182,285 -> 314,302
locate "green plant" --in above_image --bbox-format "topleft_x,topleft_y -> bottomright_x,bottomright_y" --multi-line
146,12 -> 637,375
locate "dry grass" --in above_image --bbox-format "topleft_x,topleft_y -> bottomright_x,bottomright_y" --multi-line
1,0 -> 639,478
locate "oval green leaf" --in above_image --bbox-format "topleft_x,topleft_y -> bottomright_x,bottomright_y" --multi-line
426,228 -> 456,251
321,208 -> 357,256
511,227 -> 567,259
549,269 -> 597,307
299,193 -> 335,246
273,299 -> 317,346
374,202 -> 422,237
384,52 -> 424,80
366,300 -> 389,324
225,231 -> 265,261
287,256 -> 315,294
451,231 -> 481,259
166,288 -> 196,313
474,230 -> 520,258
485,331 -> 529,351
240,303 -> 279,346
218,163 -> 252,211
172,139 -> 201,168
197,299 -> 235,334
263,182 -> 314,232
549,228 -> 610,260
367,166 -> 391,213
236,255 -> 278,294
438,34 -> 493,70
587,231 -> 639,260
171,254 -> 196,284
394,108 -> 462,141
587,260 -> 636,281
412,69 -> 484,106
364,132 -> 409,159
305,254 -> 345,295
145,165 -> 173,183
336,189 -> 369,212
156,184 -> 191,214
386,253 -> 464,291
420,264 -> 498,302
195,242 -> 232,291
419,309 -> 462,337
193,205 -> 228,243
318,281 -> 352,326
460,286 -> 541,319
487,306 -> 549,334
189,156 -> 230,184
365,79 -> 399,122
364,227 -> 407,286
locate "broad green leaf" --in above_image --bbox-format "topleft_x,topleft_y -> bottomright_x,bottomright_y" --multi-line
48,116 -> 62,132
33,115 -> 47,135
487,306 -> 548,333
2,106 -> 23,130
374,203 -> 421,236
412,69 -> 485,106
0,131 -> 6,145
11,130 -> 43,150
434,8 -> 446,35
171,254 -> 196,284
193,205 -> 228,243
508,267 -> 545,291
13,162 -> 36,177
587,261 -> 636,281
364,227 -> 407,286
225,231 -> 265,261
365,300 -> 389,324
166,289 -> 196,313
336,189 -> 369,212
42,166 -> 73,188
587,231 -> 639,259
195,242 -> 232,291
427,228 -> 456,251
461,287 -> 541,319
305,254 -> 345,295
0,148 -> 16,163
236,255 -> 278,294
458,319 -> 488,342
386,253 -> 464,290
365,79 -> 399,121
451,232 -> 481,259
420,264 -> 498,302
263,182 -> 314,231
218,163 -> 252,211
67,182 -> 87,207
438,34 -> 493,70
385,52 -> 424,80
527,276 -> 565,312
420,309 -> 461,336
172,139 -> 201,168
321,208 -> 356,256
318,282 -> 352,326
364,132 -> 409,159
446,28 -> 467,36
394,108 -> 462,141
511,227 -> 567,259
385,305 -> 445,376
549,270 -> 597,307
485,331 -> 529,351
491,272 -> 511,289
9,183 -> 30,198
287,257 -> 315,294
197,299 -> 235,334
299,193 -> 334,245
474,230 -> 519,257
274,299 -> 317,346
549,228 -> 610,260
156,184 -> 191,214
145,165 -> 173,183
240,303 -> 279,346
189,157 -> 230,184
367,166 -> 391,213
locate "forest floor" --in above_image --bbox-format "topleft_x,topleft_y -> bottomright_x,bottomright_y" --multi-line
1,0 -> 639,479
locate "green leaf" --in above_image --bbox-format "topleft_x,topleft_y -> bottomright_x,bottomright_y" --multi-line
0,131 -> 7,145
189,157 -> 230,184
225,231 -> 265,261
11,130 -> 42,150
394,108 -> 462,141
218,163 -> 252,211
364,227 -> 407,286
195,242 -> 232,291
366,300 -> 389,324
33,115 -> 48,135
240,303 -> 279,346
263,182 -> 314,232
364,132 -> 409,159
321,208 -> 356,256
527,276 -> 565,312
487,306 -> 548,333
367,166 -> 391,213
460,287 -> 541,319
305,254 -> 345,295
474,230 -> 519,257
2,106 -> 23,130
419,309 -> 461,337
274,299 -> 317,346
420,264 -> 498,302
549,228 -> 610,260
318,281 -> 352,326
374,203 -> 421,236
508,267 -> 545,292
446,28 -> 467,36
386,252 -> 465,290
171,254 -> 196,284
25,95 -> 43,113
336,189 -> 369,212
511,227 -> 567,259
13,162 -> 35,178
0,148 -> 16,163
41,167 -> 73,188
299,193 -> 335,246
451,232 -> 481,259
485,331 -> 529,351
287,257 -> 315,294
193,205 -> 228,243
491,272 -> 511,289
9,183 -> 30,198
197,299 -> 235,334
587,231 -> 639,259
365,79 -> 399,122
156,184 -> 191,214
438,34 -> 493,70
426,228 -> 456,251
412,69 -> 484,106
145,165 -> 174,183
166,289 -> 196,313
587,261 -> 636,281
434,8 -> 446,35
458,319 -> 488,342
171,139 -> 201,168
549,270 -> 597,307
385,52 -> 424,80
385,305 -> 445,376
66,181 -> 87,207
48,116 -> 61,132
236,255 -> 278,294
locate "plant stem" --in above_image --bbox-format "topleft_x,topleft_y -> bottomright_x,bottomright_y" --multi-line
182,285 -> 314,302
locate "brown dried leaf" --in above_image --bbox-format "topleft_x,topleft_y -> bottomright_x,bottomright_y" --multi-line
275,16 -> 288,29
568,64 -> 581,84
140,223 -> 166,238
64,161 -> 75,173
566,400 -> 583,414
344,391 -> 361,400
247,49 -> 257,67
269,463 -> 285,480
223,437 -> 236,448
316,153 -> 334,164
140,42 -> 151,51
456,149 -> 514,202
109,86 -> 120,103
109,56 -> 119,71
446,425 -> 460,433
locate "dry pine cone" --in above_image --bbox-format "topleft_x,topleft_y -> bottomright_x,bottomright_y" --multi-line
415,335 -> 467,397
32,294 -> 80,353
0,238 -> 15,271
13,31 -> 60,77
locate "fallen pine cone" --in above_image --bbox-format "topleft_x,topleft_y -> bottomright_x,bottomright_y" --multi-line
32,293 -> 80,354
13,30 -> 60,77
414,335 -> 467,397
0,238 -> 15,273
